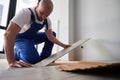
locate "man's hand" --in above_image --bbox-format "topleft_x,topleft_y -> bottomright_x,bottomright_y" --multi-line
9,61 -> 32,68
63,44 -> 71,49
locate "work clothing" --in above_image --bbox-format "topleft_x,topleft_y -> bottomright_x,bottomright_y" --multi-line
14,8 -> 56,64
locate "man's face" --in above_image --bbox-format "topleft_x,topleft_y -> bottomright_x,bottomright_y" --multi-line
36,5 -> 51,21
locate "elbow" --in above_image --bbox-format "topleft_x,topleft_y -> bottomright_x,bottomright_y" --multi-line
47,36 -> 53,41
4,32 -> 9,39
4,31 -> 11,40
47,31 -> 56,41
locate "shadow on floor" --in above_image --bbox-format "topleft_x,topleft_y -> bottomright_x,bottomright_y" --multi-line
68,66 -> 120,78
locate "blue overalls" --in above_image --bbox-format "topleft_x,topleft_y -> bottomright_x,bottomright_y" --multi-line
14,8 -> 56,64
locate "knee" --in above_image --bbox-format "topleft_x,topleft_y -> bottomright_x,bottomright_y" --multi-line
52,31 -> 56,37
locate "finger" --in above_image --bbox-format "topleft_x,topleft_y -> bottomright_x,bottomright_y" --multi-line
18,62 -> 32,67
15,64 -> 23,68
10,63 -> 22,68
9,61 -> 32,68
64,45 -> 71,48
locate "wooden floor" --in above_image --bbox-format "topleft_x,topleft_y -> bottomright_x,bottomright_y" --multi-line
0,60 -> 120,80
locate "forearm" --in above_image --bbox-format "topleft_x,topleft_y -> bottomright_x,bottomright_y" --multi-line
48,36 -> 66,48
45,29 -> 69,48
4,32 -> 32,68
4,22 -> 21,64
4,32 -> 16,64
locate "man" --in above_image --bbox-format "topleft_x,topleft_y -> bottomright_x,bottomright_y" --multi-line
4,0 -> 70,68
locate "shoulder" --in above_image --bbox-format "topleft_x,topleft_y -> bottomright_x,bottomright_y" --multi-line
12,8 -> 31,20
45,17 -> 52,29
16,8 -> 31,16
11,8 -> 33,28
47,17 -> 51,21
27,7 -> 36,15
46,17 -> 51,24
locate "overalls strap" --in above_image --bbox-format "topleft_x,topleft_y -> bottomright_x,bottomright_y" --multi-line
28,8 -> 35,22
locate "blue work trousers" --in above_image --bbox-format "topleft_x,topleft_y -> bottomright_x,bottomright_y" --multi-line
14,32 -> 56,64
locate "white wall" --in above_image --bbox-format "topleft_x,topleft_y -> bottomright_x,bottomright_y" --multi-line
50,0 -> 69,44
73,0 -> 120,62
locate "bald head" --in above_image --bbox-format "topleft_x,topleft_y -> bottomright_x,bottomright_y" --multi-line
35,0 -> 53,21
39,0 -> 53,13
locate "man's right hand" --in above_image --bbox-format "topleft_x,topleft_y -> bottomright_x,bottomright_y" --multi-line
9,61 -> 32,68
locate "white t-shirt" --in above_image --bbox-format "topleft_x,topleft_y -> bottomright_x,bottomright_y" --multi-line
11,7 -> 52,33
